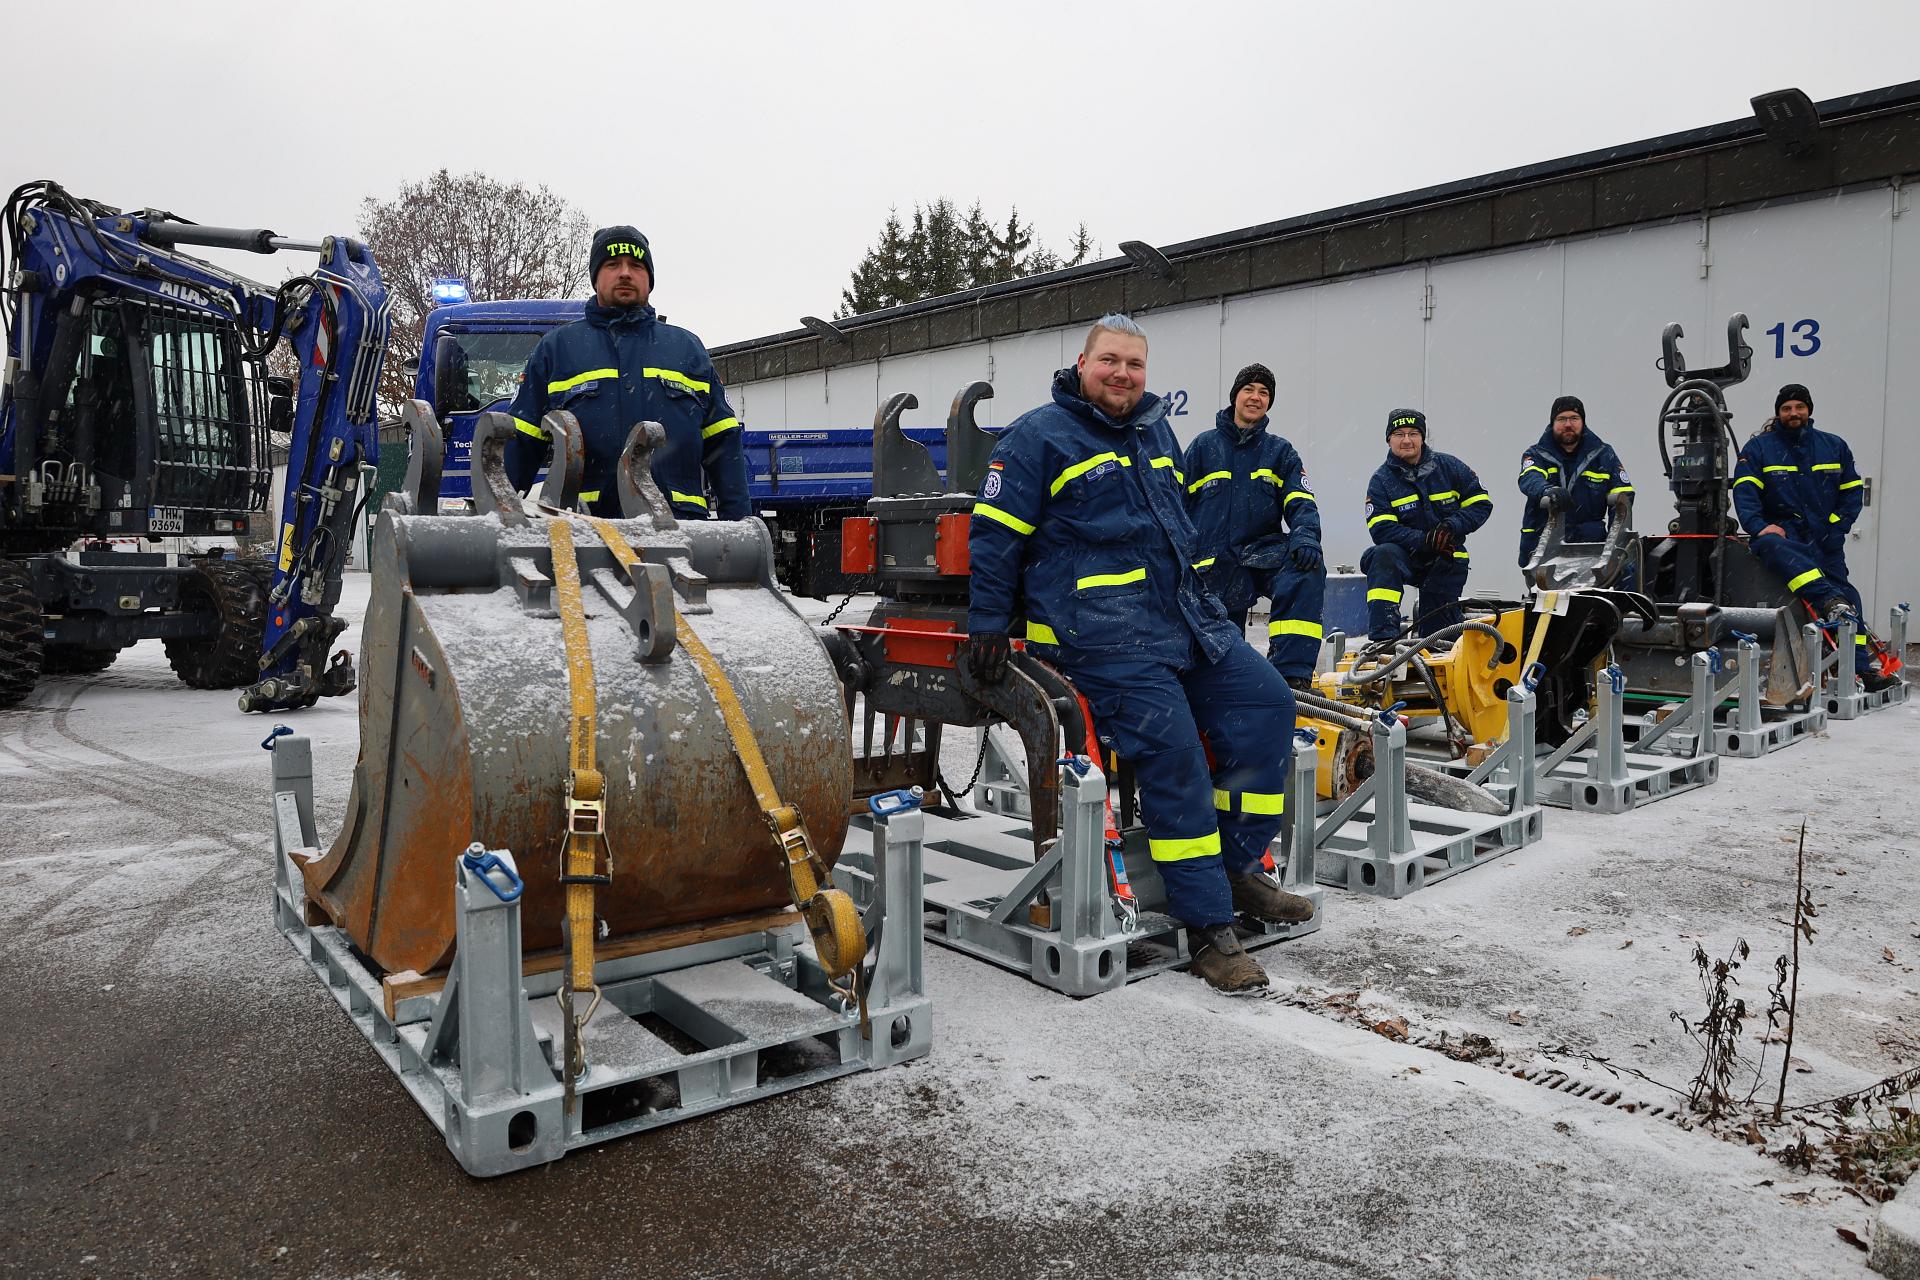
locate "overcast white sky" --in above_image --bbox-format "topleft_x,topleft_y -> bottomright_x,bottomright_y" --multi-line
14,1 -> 1919,345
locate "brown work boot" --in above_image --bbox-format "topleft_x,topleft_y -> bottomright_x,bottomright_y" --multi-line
1228,871 -> 1316,924
1187,924 -> 1268,992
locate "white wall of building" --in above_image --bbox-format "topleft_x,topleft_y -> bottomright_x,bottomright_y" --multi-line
730,186 -> 1916,616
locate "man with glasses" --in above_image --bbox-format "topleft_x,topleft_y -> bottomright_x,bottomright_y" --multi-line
1515,395 -> 1633,576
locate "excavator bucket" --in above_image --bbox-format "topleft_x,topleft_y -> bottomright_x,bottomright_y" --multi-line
298,413 -> 851,977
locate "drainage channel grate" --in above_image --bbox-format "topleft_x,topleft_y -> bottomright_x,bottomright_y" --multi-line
1246,984 -> 1699,1131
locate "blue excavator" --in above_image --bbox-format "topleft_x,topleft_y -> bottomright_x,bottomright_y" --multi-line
0,180 -> 390,711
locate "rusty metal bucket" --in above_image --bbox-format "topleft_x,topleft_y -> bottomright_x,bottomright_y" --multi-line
300,410 -> 851,976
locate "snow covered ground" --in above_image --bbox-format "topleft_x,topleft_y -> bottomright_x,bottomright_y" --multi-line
1,574 -> 1913,1278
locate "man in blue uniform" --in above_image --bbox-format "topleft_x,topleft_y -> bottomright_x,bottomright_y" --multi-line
1733,383 -> 1897,692
505,226 -> 748,519
964,316 -> 1310,993
1362,409 -> 1492,641
1515,395 -> 1634,572
1182,363 -> 1325,688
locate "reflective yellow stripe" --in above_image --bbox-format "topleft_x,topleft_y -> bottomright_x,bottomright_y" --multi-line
1390,493 -> 1421,507
1461,493 -> 1491,507
1763,464 -> 1799,473
1828,512 -> 1841,524
1024,621 -> 1058,645
1148,831 -> 1222,862
1787,568 -> 1824,592
1368,513 -> 1399,528
1811,462 -> 1842,472
548,367 -> 619,394
1149,456 -> 1178,471
1855,633 -> 1868,645
1581,470 -> 1611,481
579,490 -> 600,502
1609,485 -> 1635,496
1734,475 -> 1765,490
1269,619 -> 1323,639
1368,587 -> 1402,603
1239,791 -> 1285,816
1076,567 -> 1146,590
1186,469 -> 1231,494
1213,788 -> 1231,812
1453,551 -> 1470,559
1283,490 -> 1315,506
1052,451 -> 1128,496
670,490 -> 709,509
513,416 -> 548,440
975,502 -> 1036,536
701,416 -> 741,439
1428,490 -> 1459,502
1521,527 -> 1536,534
1250,468 -> 1284,488
1521,465 -> 1553,479
644,366 -> 711,393
1839,479 -> 1865,490
1192,556 -> 1216,570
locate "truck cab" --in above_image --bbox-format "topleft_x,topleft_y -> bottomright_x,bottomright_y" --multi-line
414,298 -> 582,507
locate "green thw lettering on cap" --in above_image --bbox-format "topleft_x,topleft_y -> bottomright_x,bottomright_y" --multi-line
609,243 -> 645,259
1392,416 -> 1418,428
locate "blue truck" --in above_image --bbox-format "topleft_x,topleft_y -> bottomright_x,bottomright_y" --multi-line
414,298 -> 946,595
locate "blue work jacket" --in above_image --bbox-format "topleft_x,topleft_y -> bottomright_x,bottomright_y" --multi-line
1181,410 -> 1321,613
1515,425 -> 1633,565
505,303 -> 747,518
1731,421 -> 1865,548
968,368 -> 1241,668
1365,447 -> 1493,554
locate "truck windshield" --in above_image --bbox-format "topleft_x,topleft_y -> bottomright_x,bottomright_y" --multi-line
435,330 -> 544,413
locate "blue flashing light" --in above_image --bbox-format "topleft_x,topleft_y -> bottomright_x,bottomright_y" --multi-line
430,277 -> 470,305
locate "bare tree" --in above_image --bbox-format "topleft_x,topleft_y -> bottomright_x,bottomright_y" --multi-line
360,170 -> 593,409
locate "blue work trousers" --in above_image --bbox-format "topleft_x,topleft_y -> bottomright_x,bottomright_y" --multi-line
1061,642 -> 1296,928
1750,534 -> 1873,674
1360,543 -> 1471,641
1233,562 -> 1327,680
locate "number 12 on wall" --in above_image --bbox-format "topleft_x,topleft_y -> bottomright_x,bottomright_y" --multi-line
1161,389 -> 1189,416
1765,319 -> 1821,358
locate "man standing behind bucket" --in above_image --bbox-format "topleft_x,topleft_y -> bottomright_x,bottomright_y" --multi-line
505,226 -> 747,520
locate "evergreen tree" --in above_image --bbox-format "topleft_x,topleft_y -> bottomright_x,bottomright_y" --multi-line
836,200 -> 1096,318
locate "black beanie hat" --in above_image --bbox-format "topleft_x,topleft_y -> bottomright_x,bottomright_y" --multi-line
590,225 -> 653,287
1386,408 -> 1426,441
1550,395 -> 1585,423
1230,362 -> 1276,404
1775,383 -> 1812,414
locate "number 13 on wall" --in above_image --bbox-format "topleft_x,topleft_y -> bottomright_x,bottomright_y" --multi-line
1765,319 -> 1821,358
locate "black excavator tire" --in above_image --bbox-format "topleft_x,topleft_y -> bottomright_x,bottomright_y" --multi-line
164,558 -> 273,690
0,559 -> 45,709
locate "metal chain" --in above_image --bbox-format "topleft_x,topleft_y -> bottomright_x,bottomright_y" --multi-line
819,589 -> 859,627
936,728 -> 992,805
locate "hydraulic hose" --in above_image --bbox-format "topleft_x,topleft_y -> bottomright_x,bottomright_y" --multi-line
1336,620 -> 1511,688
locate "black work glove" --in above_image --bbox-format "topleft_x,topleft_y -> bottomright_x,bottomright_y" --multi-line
1540,488 -> 1566,514
1289,541 -> 1323,572
965,631 -> 1011,684
1423,524 -> 1456,555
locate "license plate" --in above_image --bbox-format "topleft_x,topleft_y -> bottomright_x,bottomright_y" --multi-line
149,507 -> 184,534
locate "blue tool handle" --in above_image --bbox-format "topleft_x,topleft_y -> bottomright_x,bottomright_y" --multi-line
867,788 -> 923,817
1057,753 -> 1092,777
1730,629 -> 1757,645
1376,700 -> 1407,728
1523,662 -> 1544,691
1604,664 -> 1625,695
461,849 -> 524,903
260,724 -> 292,751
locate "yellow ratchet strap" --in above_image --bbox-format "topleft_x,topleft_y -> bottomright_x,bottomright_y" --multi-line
581,517 -> 865,985
547,520 -> 607,1100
